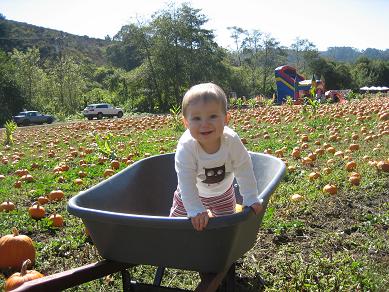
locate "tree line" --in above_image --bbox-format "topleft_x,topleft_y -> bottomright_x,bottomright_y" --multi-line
1,3 -> 388,125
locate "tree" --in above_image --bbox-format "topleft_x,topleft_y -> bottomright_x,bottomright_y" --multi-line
106,24 -> 144,71
227,26 -> 246,66
0,50 -> 24,125
10,47 -> 44,108
242,30 -> 262,94
145,3 -> 227,110
290,37 -> 316,72
351,57 -> 389,88
45,55 -> 86,114
259,34 -> 285,96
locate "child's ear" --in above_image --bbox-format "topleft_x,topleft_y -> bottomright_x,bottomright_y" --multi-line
182,116 -> 189,128
224,112 -> 230,125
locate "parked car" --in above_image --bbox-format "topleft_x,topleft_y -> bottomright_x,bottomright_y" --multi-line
12,111 -> 55,126
82,103 -> 124,120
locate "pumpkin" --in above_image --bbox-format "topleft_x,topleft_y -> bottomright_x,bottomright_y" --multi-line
307,153 -> 317,161
14,180 -> 22,188
287,165 -> 296,173
37,196 -> 49,205
49,213 -> 64,227
377,160 -> 389,172
1,200 -> 15,212
48,189 -> 64,201
5,259 -> 44,291
292,149 -> 301,159
28,203 -> 45,220
104,169 -> 115,177
300,134 -> 309,142
302,157 -> 313,166
78,171 -> 87,178
274,149 -> 284,158
345,161 -> 357,171
0,228 -> 36,271
74,178 -> 83,185
349,175 -> 361,186
21,174 -> 34,182
110,160 -> 120,170
323,184 -> 337,195
308,172 -> 320,181
290,194 -> 304,202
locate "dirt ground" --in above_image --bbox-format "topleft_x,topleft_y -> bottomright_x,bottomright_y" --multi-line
236,177 -> 389,291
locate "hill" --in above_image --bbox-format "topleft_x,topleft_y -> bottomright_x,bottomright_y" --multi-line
1,17 -> 389,66
0,18 -> 110,65
320,46 -> 389,62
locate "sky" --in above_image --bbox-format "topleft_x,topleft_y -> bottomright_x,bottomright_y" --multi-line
1,0 -> 388,51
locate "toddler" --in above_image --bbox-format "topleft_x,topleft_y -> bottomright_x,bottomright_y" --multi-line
170,83 -> 262,231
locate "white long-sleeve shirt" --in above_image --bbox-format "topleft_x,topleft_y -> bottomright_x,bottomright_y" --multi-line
175,126 -> 260,217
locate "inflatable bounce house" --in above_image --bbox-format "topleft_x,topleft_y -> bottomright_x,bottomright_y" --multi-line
275,65 -> 325,104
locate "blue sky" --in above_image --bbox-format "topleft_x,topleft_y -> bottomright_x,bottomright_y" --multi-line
1,0 -> 388,51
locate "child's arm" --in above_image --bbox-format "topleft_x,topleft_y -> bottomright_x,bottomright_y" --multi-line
175,142 -> 207,218
230,133 -> 262,207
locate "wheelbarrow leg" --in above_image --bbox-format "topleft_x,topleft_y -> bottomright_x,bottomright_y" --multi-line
196,263 -> 235,292
153,266 -> 166,286
217,263 -> 235,292
121,269 -> 132,292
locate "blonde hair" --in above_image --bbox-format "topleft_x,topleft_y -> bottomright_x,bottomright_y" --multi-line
182,83 -> 227,117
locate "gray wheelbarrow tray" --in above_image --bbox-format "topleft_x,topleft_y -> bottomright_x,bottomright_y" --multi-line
67,152 -> 285,273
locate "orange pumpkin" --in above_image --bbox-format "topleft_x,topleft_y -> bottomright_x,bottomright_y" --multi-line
28,203 -> 45,220
349,175 -> 361,186
37,196 -> 49,205
14,180 -> 22,188
104,169 -> 115,177
0,228 -> 36,271
48,189 -> 64,201
5,259 -> 44,291
345,161 -> 357,171
292,149 -> 301,159
377,160 -> 389,172
74,178 -> 83,185
0,200 -> 15,212
49,213 -> 64,227
110,160 -> 120,170
308,172 -> 320,181
290,194 -> 304,202
323,184 -> 337,195
349,143 -> 360,151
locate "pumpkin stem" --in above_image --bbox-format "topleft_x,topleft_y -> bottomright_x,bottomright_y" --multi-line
20,259 -> 31,276
12,227 -> 19,236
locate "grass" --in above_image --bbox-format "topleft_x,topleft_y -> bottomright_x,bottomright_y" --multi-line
0,96 -> 388,291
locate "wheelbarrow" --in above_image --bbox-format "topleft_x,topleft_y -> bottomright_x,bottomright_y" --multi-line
13,152 -> 285,291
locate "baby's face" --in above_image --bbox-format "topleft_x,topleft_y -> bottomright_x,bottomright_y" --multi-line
183,100 -> 228,153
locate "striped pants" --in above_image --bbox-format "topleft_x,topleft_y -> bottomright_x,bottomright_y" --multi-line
170,185 -> 236,217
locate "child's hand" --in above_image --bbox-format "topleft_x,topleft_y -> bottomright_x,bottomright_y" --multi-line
250,202 -> 263,215
191,210 -> 212,231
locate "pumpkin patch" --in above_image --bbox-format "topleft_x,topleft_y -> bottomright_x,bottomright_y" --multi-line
0,95 -> 388,290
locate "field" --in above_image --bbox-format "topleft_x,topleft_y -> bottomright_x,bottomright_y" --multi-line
0,96 -> 388,291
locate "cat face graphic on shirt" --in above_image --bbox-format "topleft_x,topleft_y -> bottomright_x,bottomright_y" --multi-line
200,165 -> 225,184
